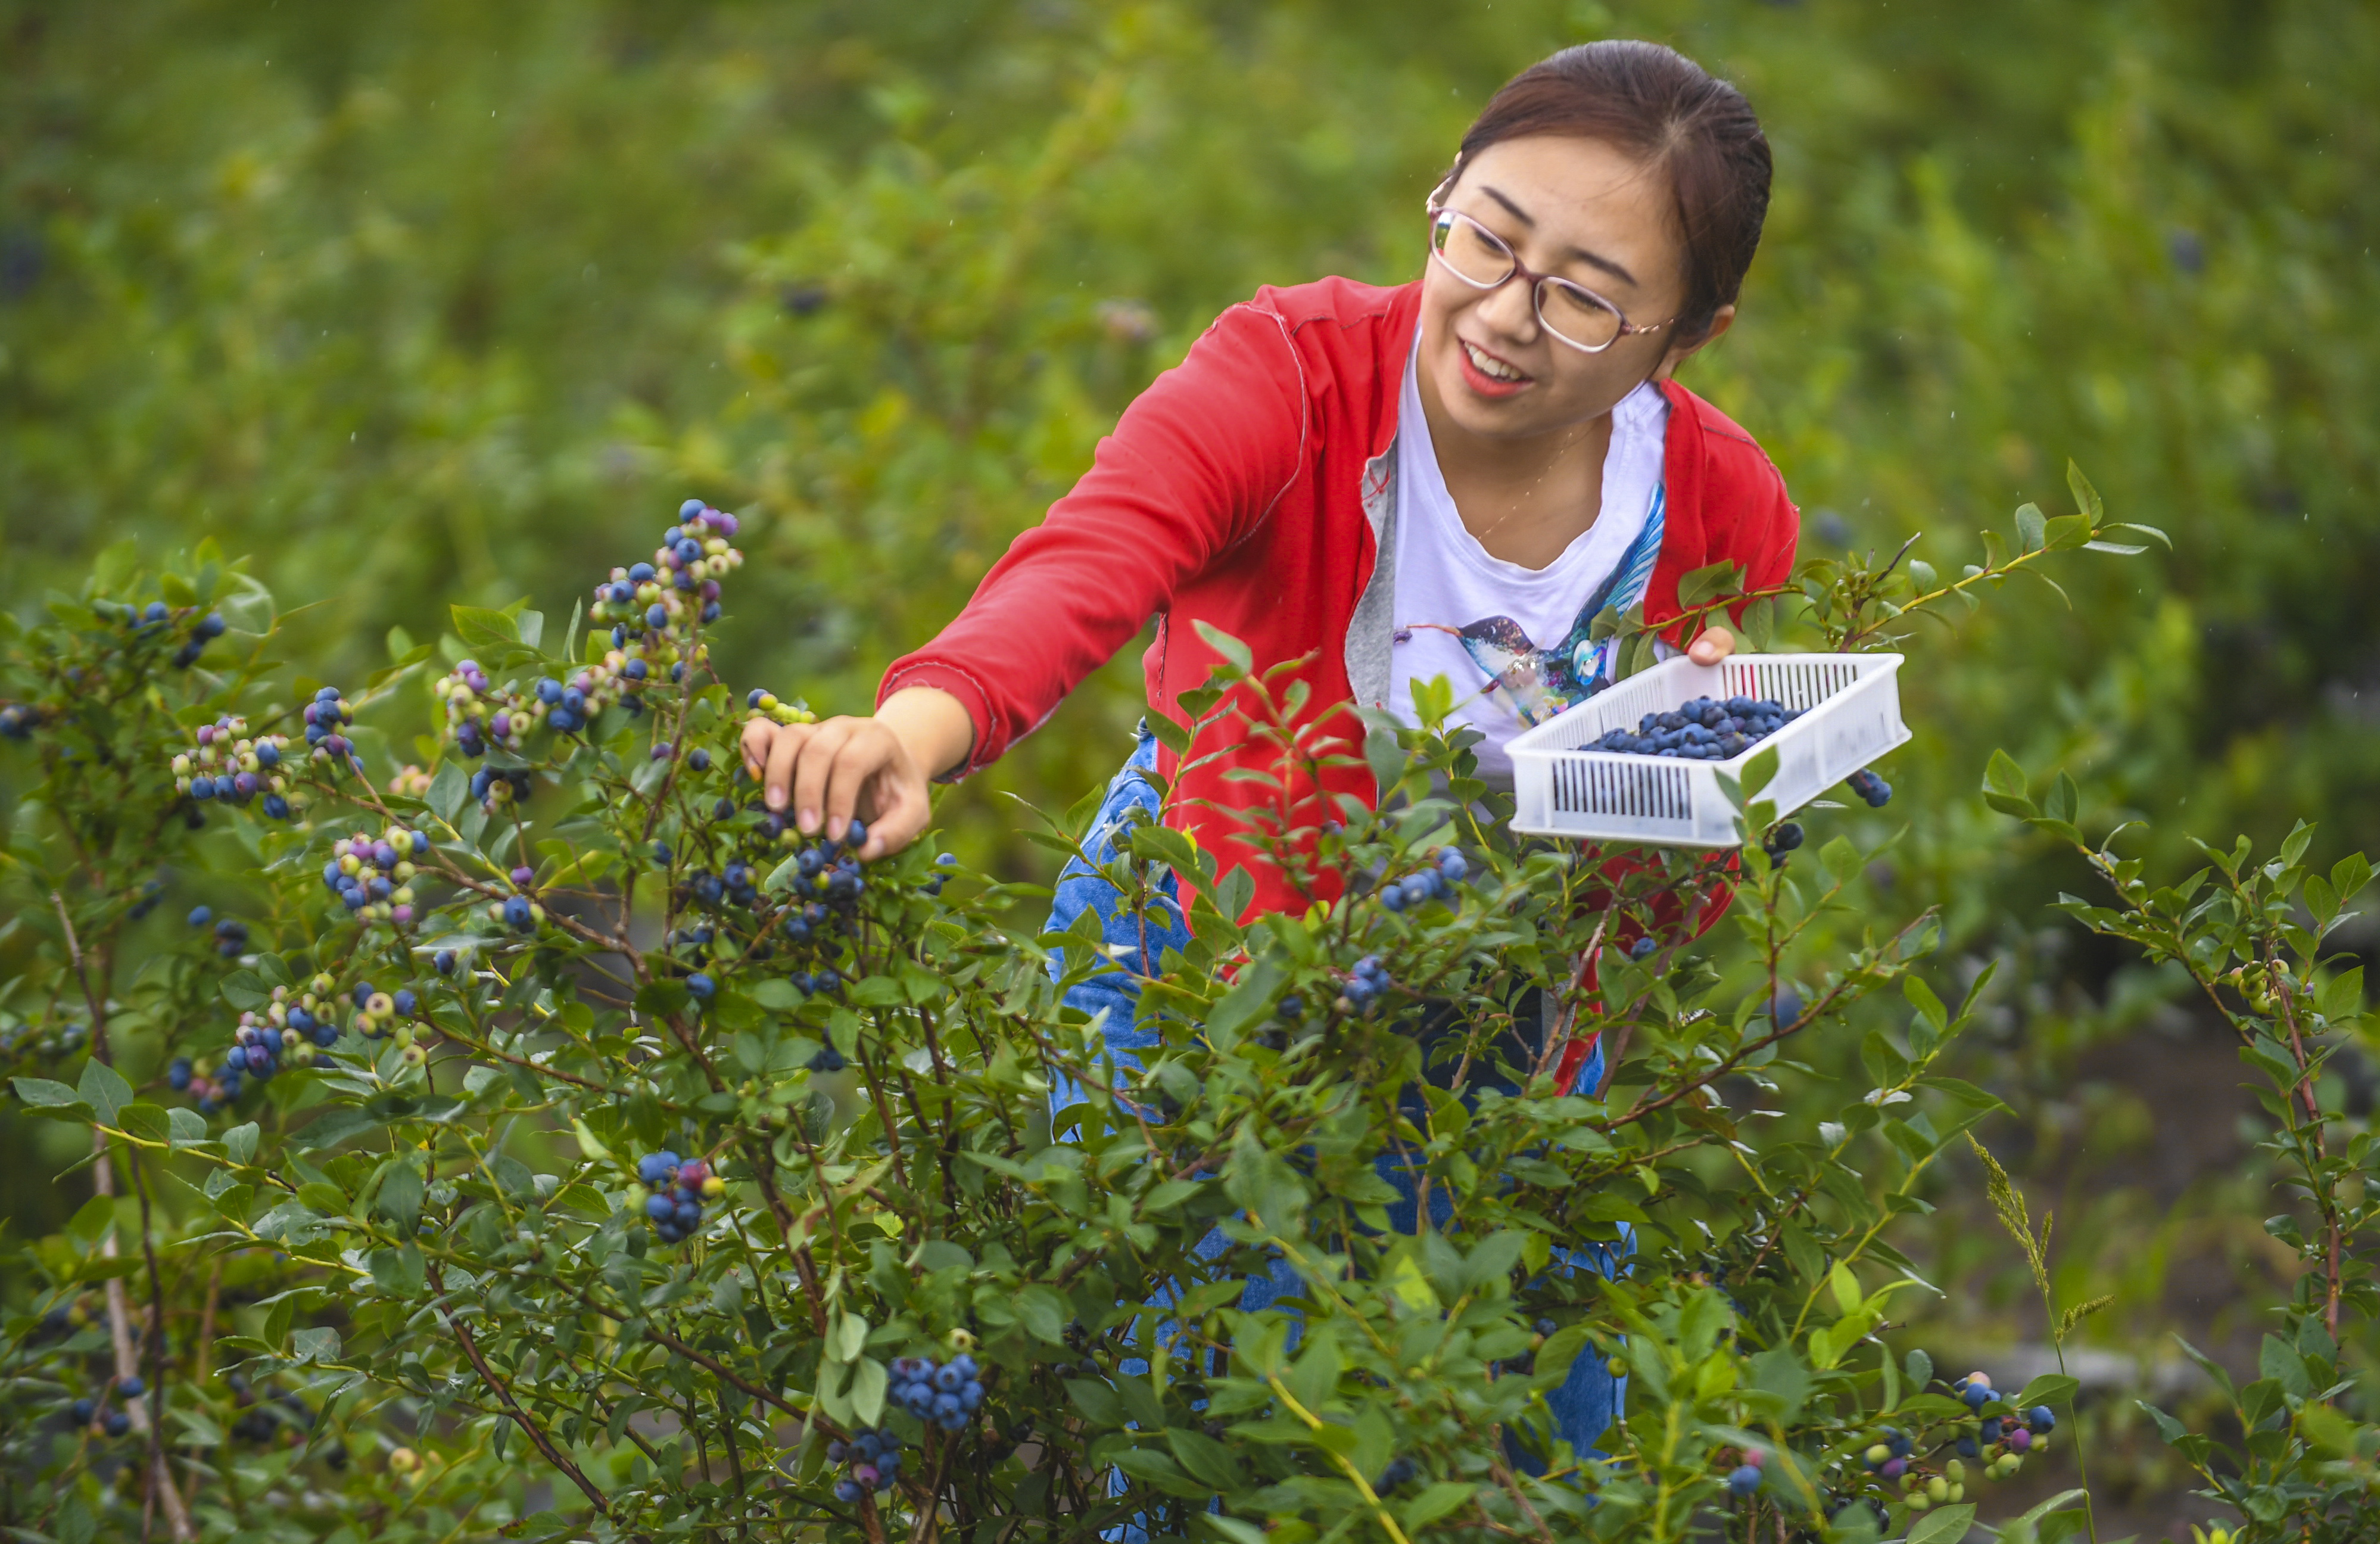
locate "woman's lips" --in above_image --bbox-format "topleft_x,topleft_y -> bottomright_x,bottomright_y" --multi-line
1456,337 -> 1533,400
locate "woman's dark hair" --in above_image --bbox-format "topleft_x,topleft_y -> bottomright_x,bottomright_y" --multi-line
1450,41 -> 1771,346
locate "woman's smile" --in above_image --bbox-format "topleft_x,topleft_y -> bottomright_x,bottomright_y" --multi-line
1459,337 -> 1535,396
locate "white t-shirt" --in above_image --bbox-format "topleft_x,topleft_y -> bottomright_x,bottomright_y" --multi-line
1388,345 -> 1671,781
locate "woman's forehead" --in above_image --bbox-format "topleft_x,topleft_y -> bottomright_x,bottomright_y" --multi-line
1453,136 -> 1677,284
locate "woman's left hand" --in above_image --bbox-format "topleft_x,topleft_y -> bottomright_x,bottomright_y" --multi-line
1687,624 -> 1737,665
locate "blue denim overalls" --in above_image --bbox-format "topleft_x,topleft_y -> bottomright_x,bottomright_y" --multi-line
1042,726 -> 1627,1465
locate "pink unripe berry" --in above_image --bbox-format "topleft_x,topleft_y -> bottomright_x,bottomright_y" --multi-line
2008,1428 -> 2031,1452
678,1160 -> 710,1187
510,866 -> 534,887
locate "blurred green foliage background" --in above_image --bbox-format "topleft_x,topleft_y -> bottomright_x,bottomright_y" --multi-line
5,0 -> 2375,1530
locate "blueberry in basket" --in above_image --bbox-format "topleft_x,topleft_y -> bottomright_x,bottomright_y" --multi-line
1585,696 -> 1802,762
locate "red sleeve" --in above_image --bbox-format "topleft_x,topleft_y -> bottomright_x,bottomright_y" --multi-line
877,303 -> 1312,773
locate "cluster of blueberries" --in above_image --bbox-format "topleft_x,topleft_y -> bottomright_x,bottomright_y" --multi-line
186,907 -> 252,958
171,717 -> 296,820
319,827 -> 432,926
67,1376 -> 145,1438
889,1353 -> 986,1433
1586,695 -> 1802,761
223,1375 -> 316,1448
96,599 -> 226,669
827,1427 -> 905,1502
300,687 -> 363,776
747,685 -> 811,729
633,1150 -> 723,1245
1846,768 -> 1893,808
1337,955 -> 1395,1014
468,764 -> 539,815
169,974 -> 431,1112
346,981 -> 426,1047
1949,1371 -> 2055,1481
1377,848 -> 1468,913
483,866 -> 544,934
437,659 -> 524,757
1,1016 -> 89,1064
588,500 -> 746,657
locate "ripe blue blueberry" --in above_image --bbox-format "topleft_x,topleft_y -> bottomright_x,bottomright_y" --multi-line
434,950 -> 457,975
503,894 -> 534,931
687,972 -> 717,1001
2028,1405 -> 2056,1431
71,1398 -> 95,1424
680,498 -> 705,520
1630,936 -> 1658,960
688,748 -> 712,772
843,818 -> 868,850
644,603 -> 669,629
188,905 -> 211,927
1727,1464 -> 1762,1496
1962,1382 -> 1993,1409
105,1411 -> 130,1436
1381,884 -> 1406,913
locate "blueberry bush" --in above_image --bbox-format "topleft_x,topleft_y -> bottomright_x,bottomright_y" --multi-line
0,480 -> 2344,1544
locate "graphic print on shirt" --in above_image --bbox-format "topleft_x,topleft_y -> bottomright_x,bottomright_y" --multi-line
1401,485 -> 1667,728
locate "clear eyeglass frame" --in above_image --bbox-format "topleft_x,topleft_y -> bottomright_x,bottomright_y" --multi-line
1426,203 -> 1671,355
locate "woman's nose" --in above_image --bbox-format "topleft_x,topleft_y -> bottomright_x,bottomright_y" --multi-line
1474,275 -> 1540,345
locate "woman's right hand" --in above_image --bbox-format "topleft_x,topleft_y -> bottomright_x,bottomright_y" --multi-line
739,686 -> 973,863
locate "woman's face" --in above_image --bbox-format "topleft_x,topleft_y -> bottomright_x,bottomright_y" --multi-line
1418,133 -> 1722,444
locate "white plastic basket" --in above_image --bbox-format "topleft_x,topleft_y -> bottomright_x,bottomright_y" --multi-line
1507,652 -> 1909,846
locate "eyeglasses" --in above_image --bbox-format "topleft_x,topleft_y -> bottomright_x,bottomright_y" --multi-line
1426,204 -> 1668,354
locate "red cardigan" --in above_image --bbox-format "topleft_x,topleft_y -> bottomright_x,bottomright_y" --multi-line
880,277 -> 1799,920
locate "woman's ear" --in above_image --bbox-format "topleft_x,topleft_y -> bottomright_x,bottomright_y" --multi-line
1652,304 -> 1736,382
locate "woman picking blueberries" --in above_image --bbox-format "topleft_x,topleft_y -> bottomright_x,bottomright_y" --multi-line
743,40 -> 1798,1461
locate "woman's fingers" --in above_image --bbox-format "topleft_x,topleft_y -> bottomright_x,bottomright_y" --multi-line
754,712 -> 934,858
787,719 -> 856,834
740,717 -> 777,782
761,720 -> 819,814
1687,624 -> 1737,665
856,757 -> 932,862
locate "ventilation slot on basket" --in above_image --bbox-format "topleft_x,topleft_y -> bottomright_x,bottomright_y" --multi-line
1552,758 -> 1691,822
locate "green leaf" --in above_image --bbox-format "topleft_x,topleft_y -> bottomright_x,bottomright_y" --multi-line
849,1356 -> 887,1427
1905,1504 -> 1976,1544
1166,1426 -> 1240,1490
2014,502 -> 2048,553
79,1059 -> 132,1128
224,1122 -> 260,1165
2014,1373 -> 2079,1412
376,1163 -> 425,1231
1191,620 -> 1253,677
428,761 -> 468,822
1982,749 -> 2036,818
12,1076 -> 86,1110
220,969 -> 272,1011
1014,1284 -> 1070,1345
2064,460 -> 2105,522
1740,743 -> 1780,801
2043,512 -> 2092,550
1677,559 -> 1746,608
451,605 -> 519,649
369,1244 -> 426,1296
1402,1483 -> 1476,1530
